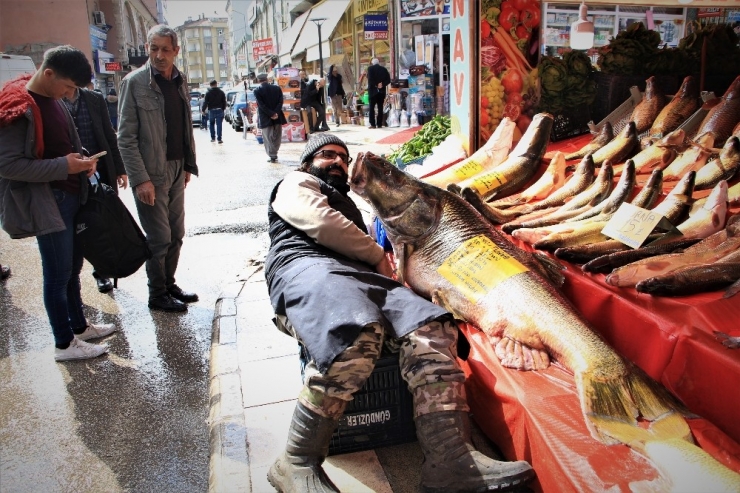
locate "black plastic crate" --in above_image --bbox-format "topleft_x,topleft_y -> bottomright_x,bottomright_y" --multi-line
592,72 -> 680,123
550,103 -> 592,142
298,344 -> 417,455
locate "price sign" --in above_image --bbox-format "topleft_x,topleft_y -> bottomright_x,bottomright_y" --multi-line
601,203 -> 677,249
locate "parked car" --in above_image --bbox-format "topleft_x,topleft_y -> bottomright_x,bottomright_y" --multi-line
189,97 -> 202,126
0,53 -> 36,86
230,90 -> 256,131
224,89 -> 239,123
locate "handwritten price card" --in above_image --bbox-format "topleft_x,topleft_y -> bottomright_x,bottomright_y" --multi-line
601,203 -> 672,249
437,235 -> 529,303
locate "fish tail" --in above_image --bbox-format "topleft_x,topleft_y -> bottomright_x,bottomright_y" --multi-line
580,371 -> 638,444
625,364 -> 688,420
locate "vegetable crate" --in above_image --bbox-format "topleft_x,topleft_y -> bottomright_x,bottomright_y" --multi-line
588,86 -> 643,137
591,72 -> 680,124
550,103 -> 593,142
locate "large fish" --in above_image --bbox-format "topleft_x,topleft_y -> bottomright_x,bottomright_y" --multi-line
566,160 -> 636,223
662,132 -> 716,182
649,75 -> 701,137
695,75 -> 740,146
564,122 -> 614,161
622,128 -> 684,175
423,118 -> 516,189
693,136 -> 740,191
349,152 -> 740,481
675,180 -> 728,239
630,76 -> 668,134
456,113 -> 554,200
591,121 -> 640,167
631,169 -> 664,210
582,237 -> 703,274
635,259 -> 740,297
650,170 -> 695,226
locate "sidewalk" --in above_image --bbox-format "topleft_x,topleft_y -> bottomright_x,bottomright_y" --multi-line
208,123 -> 423,493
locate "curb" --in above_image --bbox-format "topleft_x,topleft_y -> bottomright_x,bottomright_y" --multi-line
208,261 -> 264,493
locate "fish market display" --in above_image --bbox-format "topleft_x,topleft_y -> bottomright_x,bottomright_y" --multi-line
349,151 -> 740,482
693,136 -> 740,190
582,237 -> 703,274
649,75 -> 700,137
675,180 -> 728,239
630,76 -> 668,134
695,75 -> 740,146
591,121 -> 640,167
564,122 -> 614,161
456,113 -> 554,200
662,132 -> 716,181
627,128 -> 685,175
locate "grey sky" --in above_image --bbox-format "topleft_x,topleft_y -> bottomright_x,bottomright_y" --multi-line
164,0 -> 228,28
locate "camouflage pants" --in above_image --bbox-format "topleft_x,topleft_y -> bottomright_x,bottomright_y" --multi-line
276,315 -> 469,419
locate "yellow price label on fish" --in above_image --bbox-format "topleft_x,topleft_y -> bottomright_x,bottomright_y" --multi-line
453,160 -> 484,180
470,170 -> 508,196
437,236 -> 529,303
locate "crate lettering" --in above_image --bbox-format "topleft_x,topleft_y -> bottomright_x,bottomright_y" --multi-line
343,409 -> 392,427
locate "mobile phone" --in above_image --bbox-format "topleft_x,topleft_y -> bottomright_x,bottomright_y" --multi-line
88,151 -> 107,160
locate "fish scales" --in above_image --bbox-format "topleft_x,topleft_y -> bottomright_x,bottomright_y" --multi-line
695,75 -> 740,146
650,76 -> 700,137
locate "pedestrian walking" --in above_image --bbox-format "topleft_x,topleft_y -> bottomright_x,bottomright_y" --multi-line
117,24 -> 200,313
264,133 -> 535,493
0,45 -> 118,361
327,64 -> 345,127
63,86 -> 129,293
367,57 -> 391,128
199,94 -> 208,131
106,88 -> 119,130
299,69 -> 329,133
253,72 -> 287,163
202,80 -> 226,143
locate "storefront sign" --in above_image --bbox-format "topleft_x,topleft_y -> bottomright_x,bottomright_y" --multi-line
364,13 -> 388,40
89,25 -> 107,51
697,8 -> 723,18
236,53 -> 247,68
450,0 -> 473,150
354,0 -> 387,18
252,38 -> 274,59
95,50 -> 115,75
104,61 -> 122,71
400,0 -> 450,18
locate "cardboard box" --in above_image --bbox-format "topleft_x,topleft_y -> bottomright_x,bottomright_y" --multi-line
284,110 -> 302,123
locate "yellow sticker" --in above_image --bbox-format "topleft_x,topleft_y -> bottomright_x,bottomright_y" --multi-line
437,236 -> 529,303
470,170 -> 508,195
453,160 -> 484,180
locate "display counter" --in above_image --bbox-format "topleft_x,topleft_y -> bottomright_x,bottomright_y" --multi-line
455,133 -> 740,492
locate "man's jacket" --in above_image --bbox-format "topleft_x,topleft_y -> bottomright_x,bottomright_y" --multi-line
202,86 -> 226,112
117,61 -> 198,189
254,82 -> 287,129
367,64 -> 391,97
78,89 -> 126,193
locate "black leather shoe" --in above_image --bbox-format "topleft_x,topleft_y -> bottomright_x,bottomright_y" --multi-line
148,294 -> 187,312
0,264 -> 10,281
96,277 -> 114,293
168,285 -> 199,303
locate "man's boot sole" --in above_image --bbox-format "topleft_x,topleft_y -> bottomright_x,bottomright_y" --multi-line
421,467 -> 535,493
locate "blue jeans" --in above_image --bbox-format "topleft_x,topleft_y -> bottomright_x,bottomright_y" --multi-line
36,189 -> 87,345
209,108 -> 224,141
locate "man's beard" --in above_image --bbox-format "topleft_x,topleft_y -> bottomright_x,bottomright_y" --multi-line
308,163 -> 350,195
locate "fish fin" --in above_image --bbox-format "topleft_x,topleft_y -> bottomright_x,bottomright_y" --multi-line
460,187 -> 511,224
626,363 -> 693,420
494,336 -> 550,371
723,279 -> 740,300
588,412 -> 692,453
446,183 -> 462,196
394,243 -> 408,285
532,252 -> 566,287
431,288 -> 466,320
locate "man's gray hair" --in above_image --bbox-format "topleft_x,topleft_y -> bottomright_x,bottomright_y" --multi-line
147,24 -> 179,48
371,58 -> 380,65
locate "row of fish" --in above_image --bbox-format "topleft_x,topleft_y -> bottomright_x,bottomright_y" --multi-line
351,150 -> 740,490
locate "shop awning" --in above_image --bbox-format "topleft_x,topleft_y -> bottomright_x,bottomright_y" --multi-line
278,9 -> 312,66
291,0 -> 351,61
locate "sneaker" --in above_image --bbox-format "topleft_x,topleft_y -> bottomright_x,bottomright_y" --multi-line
218,140 -> 223,144
211,139 -> 216,142
76,323 -> 118,341
55,337 -> 108,361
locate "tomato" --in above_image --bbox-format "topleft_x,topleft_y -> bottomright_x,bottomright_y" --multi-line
520,7 -> 540,29
501,69 -> 524,94
516,114 -> 532,133
480,111 -> 490,128
499,5 -> 519,32
511,0 -> 531,11
481,20 -> 491,39
481,96 -> 490,108
516,24 -> 530,42
503,102 -> 521,121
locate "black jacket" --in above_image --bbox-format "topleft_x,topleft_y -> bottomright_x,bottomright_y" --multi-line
327,65 -> 345,98
202,86 -> 227,111
253,82 -> 287,128
78,89 -> 126,193
367,63 -> 391,97
300,78 -> 323,108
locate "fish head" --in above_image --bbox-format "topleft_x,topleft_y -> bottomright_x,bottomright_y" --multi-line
661,128 -> 686,147
571,153 -> 595,175
668,170 -> 696,198
719,136 -> 740,165
678,75 -> 699,98
722,75 -> 740,100
350,152 -> 441,241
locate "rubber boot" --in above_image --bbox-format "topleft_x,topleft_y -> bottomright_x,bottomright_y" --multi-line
267,401 -> 341,493
416,411 -> 535,493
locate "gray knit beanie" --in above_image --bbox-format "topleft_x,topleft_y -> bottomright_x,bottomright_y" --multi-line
299,133 -> 350,165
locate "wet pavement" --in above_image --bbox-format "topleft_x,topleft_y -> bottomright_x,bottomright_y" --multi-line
0,120 -> 409,492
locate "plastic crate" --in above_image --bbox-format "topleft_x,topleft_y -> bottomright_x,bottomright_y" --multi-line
328,348 -> 417,455
550,103 -> 593,142
591,72 -> 680,124
588,86 -> 642,137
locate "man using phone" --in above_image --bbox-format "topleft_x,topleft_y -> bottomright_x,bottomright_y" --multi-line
64,86 -> 128,292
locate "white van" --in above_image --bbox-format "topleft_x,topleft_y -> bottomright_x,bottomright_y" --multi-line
0,53 -> 36,86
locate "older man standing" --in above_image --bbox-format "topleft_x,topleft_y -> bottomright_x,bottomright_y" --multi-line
254,73 -> 287,163
118,24 -> 200,313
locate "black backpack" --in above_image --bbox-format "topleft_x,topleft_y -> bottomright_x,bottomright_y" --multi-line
75,181 -> 152,279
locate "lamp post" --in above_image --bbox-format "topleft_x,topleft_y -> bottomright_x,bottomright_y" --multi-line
311,17 -> 327,77
233,10 -> 251,82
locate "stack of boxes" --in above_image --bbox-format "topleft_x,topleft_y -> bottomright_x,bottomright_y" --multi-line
275,67 -> 306,142
406,74 -> 435,123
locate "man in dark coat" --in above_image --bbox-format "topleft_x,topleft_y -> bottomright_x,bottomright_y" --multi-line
264,133 -> 535,493
253,72 -> 287,163
201,80 -> 227,143
299,69 -> 329,133
63,86 -> 128,292
366,57 -> 391,128
327,64 -> 345,127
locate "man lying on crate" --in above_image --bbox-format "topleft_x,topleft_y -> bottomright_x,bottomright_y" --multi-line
265,133 -> 535,493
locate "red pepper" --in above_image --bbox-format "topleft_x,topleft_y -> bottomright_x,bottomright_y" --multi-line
520,7 -> 540,29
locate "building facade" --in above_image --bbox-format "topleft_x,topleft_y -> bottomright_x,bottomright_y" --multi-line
174,16 -> 230,89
